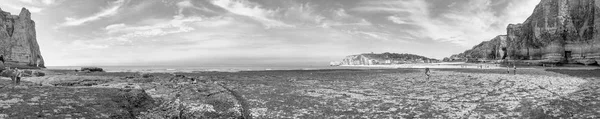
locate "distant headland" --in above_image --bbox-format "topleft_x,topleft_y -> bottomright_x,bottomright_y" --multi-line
331,52 -> 440,66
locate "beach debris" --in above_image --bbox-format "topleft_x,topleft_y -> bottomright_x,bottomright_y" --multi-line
141,73 -> 154,78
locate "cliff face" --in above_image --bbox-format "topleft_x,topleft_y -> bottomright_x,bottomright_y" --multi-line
450,0 -> 600,65
0,8 -> 44,67
339,53 -> 439,65
446,35 -> 508,62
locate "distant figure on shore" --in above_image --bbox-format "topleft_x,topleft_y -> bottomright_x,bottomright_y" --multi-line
513,65 -> 517,75
36,56 -> 42,67
13,68 -> 21,84
0,55 -> 4,71
4,67 -> 22,84
0,55 -> 4,64
425,67 -> 430,77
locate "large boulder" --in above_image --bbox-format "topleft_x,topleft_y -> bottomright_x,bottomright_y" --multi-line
138,82 -> 244,118
80,67 -> 105,72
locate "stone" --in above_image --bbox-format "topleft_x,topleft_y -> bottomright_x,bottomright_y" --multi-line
0,7 -> 44,68
138,82 -> 243,118
80,67 -> 104,72
449,0 -> 600,65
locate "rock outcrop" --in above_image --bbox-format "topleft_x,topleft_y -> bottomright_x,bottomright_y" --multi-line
449,0 -> 600,65
0,80 -> 156,118
0,7 -> 44,67
447,35 -> 509,62
338,52 -> 439,65
2,72 -> 246,118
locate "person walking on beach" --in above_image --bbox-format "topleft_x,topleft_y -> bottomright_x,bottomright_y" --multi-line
0,55 -> 4,64
35,56 -> 41,67
506,65 -> 510,74
0,55 -> 4,72
13,68 -> 21,84
513,65 -> 517,75
425,67 -> 431,77
0,55 -> 4,68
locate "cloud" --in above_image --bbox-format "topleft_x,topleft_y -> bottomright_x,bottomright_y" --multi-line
280,3 -> 326,25
105,16 -> 203,38
211,0 -> 293,28
176,0 -> 215,13
351,0 -> 429,14
16,0 -> 57,5
42,0 -> 55,5
60,0 -> 126,27
101,0 -> 227,43
361,0 -> 539,47
4,5 -> 42,13
37,0 -> 542,66
503,0 -> 540,23
0,0 -> 62,13
17,0 -> 34,4
387,15 -> 408,24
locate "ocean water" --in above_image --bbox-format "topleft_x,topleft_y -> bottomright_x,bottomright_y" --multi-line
46,65 -> 387,73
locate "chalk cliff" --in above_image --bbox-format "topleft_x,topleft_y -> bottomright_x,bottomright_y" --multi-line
338,53 -> 439,65
0,7 -> 44,67
449,0 -> 600,65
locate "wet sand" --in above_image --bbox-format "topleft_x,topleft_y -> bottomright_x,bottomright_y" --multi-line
1,67 -> 600,118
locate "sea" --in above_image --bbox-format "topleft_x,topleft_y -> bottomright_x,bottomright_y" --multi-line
46,65 -> 389,73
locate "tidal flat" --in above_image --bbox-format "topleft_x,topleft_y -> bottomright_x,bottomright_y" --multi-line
1,68 -> 600,118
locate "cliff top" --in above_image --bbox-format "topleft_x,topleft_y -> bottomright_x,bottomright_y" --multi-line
353,52 -> 438,61
0,7 -> 32,19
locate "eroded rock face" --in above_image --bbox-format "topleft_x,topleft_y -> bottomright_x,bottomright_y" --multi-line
450,0 -> 600,65
460,36 -> 508,60
0,8 -> 44,67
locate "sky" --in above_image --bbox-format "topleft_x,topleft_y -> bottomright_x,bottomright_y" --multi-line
0,0 -> 540,66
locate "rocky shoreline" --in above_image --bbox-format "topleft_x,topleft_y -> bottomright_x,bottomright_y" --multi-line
1,67 -> 600,118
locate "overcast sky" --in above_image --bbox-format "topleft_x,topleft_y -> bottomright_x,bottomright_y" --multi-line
0,0 -> 540,66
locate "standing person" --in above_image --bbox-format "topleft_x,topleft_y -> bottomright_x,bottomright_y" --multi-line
13,68 -> 21,84
0,55 -> 4,68
513,65 -> 517,75
0,55 -> 4,72
36,56 -> 41,67
506,65 -> 510,74
0,55 -> 4,64
425,67 -> 431,77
